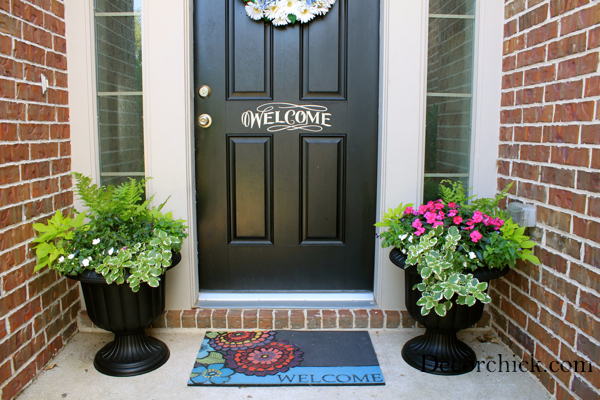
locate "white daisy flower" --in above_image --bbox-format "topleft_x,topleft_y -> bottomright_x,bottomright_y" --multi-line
245,2 -> 264,20
92,238 -> 100,245
58,256 -> 65,263
264,3 -> 281,19
68,254 -> 74,260
272,11 -> 291,26
296,6 -> 315,23
278,0 -> 300,14
82,259 -> 90,267
469,252 -> 477,259
108,247 -> 114,255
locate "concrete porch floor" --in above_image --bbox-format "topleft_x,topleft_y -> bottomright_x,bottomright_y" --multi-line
17,329 -> 550,400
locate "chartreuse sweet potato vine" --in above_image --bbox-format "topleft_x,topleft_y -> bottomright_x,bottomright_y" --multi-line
32,173 -> 188,291
376,181 -> 539,317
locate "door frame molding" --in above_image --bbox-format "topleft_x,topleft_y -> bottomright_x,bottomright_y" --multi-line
66,0 -> 502,310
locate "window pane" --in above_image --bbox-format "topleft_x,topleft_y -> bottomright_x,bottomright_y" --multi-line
427,18 -> 474,95
96,15 -> 142,92
97,95 -> 145,174
423,0 -> 476,203
95,0 -> 141,14
429,0 -> 475,16
95,0 -> 144,186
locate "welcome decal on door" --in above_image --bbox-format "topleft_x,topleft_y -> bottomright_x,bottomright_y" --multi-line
241,103 -> 332,132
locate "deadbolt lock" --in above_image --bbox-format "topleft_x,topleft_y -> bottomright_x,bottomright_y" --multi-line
198,85 -> 211,98
198,114 -> 212,128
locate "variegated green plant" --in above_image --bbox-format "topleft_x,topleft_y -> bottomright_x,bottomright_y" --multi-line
404,226 -> 491,317
32,173 -> 187,291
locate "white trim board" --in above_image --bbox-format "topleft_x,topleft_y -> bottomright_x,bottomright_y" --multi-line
197,292 -> 377,309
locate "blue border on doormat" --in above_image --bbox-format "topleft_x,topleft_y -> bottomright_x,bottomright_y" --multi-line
187,330 -> 385,386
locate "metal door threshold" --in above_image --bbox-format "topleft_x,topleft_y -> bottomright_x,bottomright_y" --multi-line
195,292 -> 377,309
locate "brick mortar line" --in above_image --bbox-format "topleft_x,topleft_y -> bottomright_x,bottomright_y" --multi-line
498,161 -> 600,179
505,0 -> 600,22
1,302 -> 79,394
0,203 -> 73,240
0,179 -> 72,195
489,318 -> 578,399
0,156 -> 74,171
490,284 -> 600,347
0,7 -> 67,32
0,53 -> 69,78
500,101 -> 600,110
490,301 -> 600,392
499,172 -> 600,198
502,20 -> 599,44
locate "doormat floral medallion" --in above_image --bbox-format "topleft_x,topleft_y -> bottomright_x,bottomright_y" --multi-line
188,331 -> 385,386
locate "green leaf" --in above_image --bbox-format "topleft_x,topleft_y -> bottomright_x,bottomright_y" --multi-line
420,306 -> 430,316
288,13 -> 296,24
434,304 -> 447,317
466,296 -> 476,307
443,288 -> 454,300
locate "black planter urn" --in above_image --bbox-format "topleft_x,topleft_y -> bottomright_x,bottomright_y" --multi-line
69,252 -> 181,377
389,248 -> 508,375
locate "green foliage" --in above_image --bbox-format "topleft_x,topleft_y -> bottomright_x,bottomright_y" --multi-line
375,181 -> 540,317
33,173 -> 188,291
438,180 -> 474,205
32,211 -> 86,272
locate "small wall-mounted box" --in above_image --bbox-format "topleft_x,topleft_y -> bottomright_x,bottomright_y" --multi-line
507,202 -> 537,227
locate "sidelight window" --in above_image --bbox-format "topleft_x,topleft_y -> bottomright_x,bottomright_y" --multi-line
423,0 -> 476,201
94,0 -> 145,186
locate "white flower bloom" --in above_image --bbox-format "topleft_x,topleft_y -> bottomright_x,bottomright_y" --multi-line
463,262 -> 467,267
68,254 -> 74,260
469,252 -> 477,259
399,234 -> 408,241
92,238 -> 100,245
264,3 -> 281,19
272,12 -> 291,26
58,256 -> 65,263
88,256 -> 92,260
108,247 -> 114,255
408,235 -> 413,243
82,259 -> 90,267
401,249 -> 407,254
245,3 -> 264,20
278,0 -> 300,14
296,6 -> 315,23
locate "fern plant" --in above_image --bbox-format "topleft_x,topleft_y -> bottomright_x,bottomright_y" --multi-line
33,173 -> 188,291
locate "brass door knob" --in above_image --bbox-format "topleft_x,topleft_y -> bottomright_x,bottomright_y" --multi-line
198,114 -> 212,128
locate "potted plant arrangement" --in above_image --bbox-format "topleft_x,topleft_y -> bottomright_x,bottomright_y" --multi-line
376,181 -> 538,375
32,173 -> 188,377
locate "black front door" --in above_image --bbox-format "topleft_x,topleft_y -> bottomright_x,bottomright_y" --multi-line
194,0 -> 380,291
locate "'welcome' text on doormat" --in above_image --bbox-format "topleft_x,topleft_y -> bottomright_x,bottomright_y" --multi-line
187,330 -> 385,386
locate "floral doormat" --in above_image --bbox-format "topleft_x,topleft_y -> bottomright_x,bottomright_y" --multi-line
187,330 -> 385,386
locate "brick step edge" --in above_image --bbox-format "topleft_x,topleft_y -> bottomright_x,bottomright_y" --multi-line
78,309 -> 491,330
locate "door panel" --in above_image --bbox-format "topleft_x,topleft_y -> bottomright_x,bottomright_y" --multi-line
194,0 -> 379,291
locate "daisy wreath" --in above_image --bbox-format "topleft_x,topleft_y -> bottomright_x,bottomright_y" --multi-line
245,0 -> 337,26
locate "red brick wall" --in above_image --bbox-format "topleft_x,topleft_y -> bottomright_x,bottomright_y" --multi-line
494,1 -> 600,399
0,1 -> 77,399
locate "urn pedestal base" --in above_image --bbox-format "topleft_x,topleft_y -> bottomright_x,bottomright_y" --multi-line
94,331 -> 170,377
401,330 -> 476,375
389,248 -> 509,376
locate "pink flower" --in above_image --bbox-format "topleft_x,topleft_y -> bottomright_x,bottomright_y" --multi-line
463,224 -> 475,231
437,211 -> 445,220
432,221 -> 444,228
453,216 -> 463,225
404,207 -> 414,215
412,219 -> 423,229
448,202 -> 456,208
472,211 -> 484,223
433,201 -> 445,211
470,230 -> 483,242
415,227 -> 426,236
424,212 -> 437,224
448,210 -> 457,217
418,205 -> 428,215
